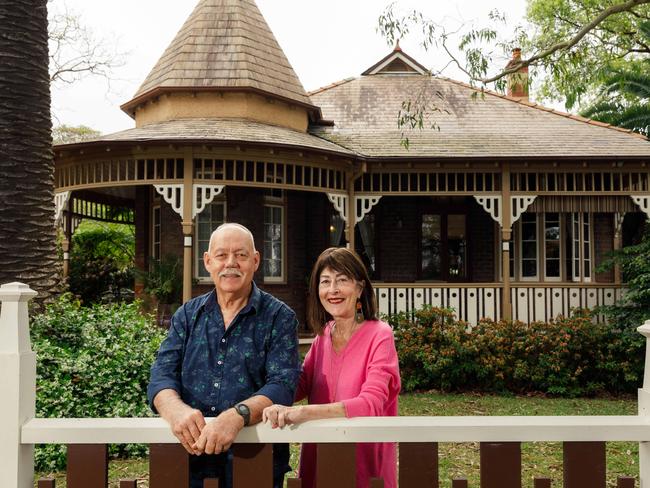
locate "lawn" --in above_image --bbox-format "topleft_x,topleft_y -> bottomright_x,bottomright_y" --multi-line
35,392 -> 638,487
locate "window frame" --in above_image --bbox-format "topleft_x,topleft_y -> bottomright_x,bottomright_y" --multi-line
194,199 -> 227,283
262,202 -> 286,284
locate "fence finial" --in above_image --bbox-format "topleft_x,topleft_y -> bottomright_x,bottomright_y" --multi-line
0,282 -> 38,354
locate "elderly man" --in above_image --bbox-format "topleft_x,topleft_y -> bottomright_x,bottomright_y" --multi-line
147,222 -> 300,488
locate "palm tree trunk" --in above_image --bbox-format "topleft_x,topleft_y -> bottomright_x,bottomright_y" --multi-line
0,0 -> 60,304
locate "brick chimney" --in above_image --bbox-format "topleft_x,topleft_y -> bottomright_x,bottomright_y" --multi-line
505,48 -> 529,101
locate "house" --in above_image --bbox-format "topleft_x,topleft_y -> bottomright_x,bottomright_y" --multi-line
53,0 -> 650,327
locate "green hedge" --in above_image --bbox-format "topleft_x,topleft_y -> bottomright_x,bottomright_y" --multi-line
390,306 -> 645,396
31,294 -> 166,471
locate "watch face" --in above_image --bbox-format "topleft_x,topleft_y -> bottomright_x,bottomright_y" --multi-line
235,403 -> 250,425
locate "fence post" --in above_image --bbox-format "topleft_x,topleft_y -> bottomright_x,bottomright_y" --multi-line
0,282 -> 38,488
638,319 -> 650,488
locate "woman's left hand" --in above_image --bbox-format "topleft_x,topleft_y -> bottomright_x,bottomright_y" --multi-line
262,404 -> 307,428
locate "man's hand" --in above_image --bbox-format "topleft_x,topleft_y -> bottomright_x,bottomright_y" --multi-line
154,389 -> 206,455
192,408 -> 245,455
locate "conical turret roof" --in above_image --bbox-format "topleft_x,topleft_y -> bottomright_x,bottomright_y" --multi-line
122,0 -> 315,115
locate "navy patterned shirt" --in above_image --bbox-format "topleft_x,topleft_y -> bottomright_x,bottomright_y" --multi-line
147,282 -> 301,416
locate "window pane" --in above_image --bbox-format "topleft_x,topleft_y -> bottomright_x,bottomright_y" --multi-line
546,241 -> 560,259
522,260 -> 537,277
546,260 -> 560,277
448,215 -> 466,278
263,205 -> 283,279
522,242 -> 537,259
421,214 -> 441,279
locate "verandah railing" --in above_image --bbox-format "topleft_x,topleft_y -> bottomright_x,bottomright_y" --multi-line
374,283 -> 624,324
2,282 -> 648,488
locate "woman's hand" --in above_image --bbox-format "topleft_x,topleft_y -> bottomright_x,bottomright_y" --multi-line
262,404 -> 307,428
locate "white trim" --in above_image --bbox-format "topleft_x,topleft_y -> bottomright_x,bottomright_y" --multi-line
511,196 -> 537,224
154,184 -> 183,218
54,191 -> 71,226
356,196 -> 382,225
193,185 -> 225,219
184,236 -> 192,247
366,51 -> 428,75
327,193 -> 348,223
631,195 -> 650,219
474,195 -> 502,226
151,205 -> 161,262
519,213 -> 538,281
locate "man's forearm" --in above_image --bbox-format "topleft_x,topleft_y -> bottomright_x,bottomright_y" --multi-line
153,389 -> 188,420
238,394 -> 273,425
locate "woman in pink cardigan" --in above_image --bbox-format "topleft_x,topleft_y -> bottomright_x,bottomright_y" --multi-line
263,247 -> 401,488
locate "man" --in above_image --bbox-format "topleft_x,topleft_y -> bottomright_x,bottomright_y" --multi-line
147,223 -> 300,488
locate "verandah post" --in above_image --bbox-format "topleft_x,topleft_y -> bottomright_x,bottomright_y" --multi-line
0,282 -> 38,488
638,319 -> 650,487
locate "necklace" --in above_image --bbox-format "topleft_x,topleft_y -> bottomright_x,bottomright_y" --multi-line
328,320 -> 362,400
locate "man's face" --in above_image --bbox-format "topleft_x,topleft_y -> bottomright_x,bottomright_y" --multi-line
203,227 -> 260,296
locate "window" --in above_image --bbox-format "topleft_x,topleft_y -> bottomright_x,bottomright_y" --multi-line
520,213 -> 538,279
152,205 -> 161,262
544,212 -> 561,279
263,205 -> 284,282
570,212 -> 592,282
195,201 -> 226,280
420,213 -> 467,281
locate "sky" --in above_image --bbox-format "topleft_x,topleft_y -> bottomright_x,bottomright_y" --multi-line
50,0 -> 530,135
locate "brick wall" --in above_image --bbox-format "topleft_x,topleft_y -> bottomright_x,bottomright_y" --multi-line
376,197 -> 419,282
468,200 -> 496,282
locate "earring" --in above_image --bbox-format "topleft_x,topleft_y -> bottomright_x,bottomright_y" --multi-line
355,298 -> 364,324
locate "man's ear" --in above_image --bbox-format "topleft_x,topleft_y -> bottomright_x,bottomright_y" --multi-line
253,250 -> 261,271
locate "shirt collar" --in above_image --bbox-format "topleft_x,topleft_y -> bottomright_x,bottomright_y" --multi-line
202,281 -> 261,316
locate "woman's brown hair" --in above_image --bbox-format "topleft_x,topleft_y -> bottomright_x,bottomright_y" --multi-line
307,247 -> 378,335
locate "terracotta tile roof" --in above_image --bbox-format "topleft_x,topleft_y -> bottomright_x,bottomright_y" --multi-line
309,74 -> 650,159
82,118 -> 354,155
126,0 -> 313,109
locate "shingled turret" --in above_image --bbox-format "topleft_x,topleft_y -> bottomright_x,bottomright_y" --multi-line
120,0 -> 318,131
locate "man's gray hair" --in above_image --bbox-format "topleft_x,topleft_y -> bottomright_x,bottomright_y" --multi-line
208,223 -> 257,253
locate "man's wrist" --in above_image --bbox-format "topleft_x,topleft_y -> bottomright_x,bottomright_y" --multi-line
232,402 -> 251,426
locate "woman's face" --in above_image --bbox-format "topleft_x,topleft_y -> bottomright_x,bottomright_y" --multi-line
318,267 -> 363,322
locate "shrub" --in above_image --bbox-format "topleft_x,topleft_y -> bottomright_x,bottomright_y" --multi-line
68,222 -> 135,304
31,294 -> 166,471
393,306 -> 645,396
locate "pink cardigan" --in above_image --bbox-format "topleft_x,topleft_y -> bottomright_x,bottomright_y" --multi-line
295,320 -> 401,488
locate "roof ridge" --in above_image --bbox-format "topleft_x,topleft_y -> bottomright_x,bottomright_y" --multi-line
439,76 -> 647,140
308,77 -> 357,96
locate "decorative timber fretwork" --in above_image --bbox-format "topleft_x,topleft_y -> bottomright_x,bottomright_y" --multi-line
54,191 -> 71,226
355,171 -> 501,194
66,196 -> 135,225
155,185 -> 184,218
356,197 -> 382,224
62,213 -> 83,235
194,158 -> 347,193
56,158 -> 184,190
327,193 -> 348,223
631,195 -> 650,218
511,196 -> 537,224
473,196 -> 502,225
511,171 -> 650,194
193,185 -> 225,219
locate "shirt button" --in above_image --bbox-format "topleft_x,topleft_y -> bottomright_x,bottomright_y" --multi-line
211,407 -> 216,412
214,382 -> 219,388
217,360 -> 223,365
221,338 -> 226,343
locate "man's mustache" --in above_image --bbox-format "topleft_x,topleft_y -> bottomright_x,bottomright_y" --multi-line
219,268 -> 243,278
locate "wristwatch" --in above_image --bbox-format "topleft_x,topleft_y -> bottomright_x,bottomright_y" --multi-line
233,402 -> 251,426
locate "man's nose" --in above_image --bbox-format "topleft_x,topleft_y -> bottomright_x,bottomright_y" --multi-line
225,253 -> 238,266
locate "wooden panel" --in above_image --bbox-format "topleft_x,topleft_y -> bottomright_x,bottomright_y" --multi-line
38,480 -> 56,488
563,441 -> 606,488
232,443 -> 273,488
120,481 -> 137,488
149,444 -> 189,488
203,479 -> 219,488
316,443 -> 356,488
286,479 -> 302,488
413,287 -> 426,312
467,288 -> 479,324
533,288 -> 546,322
617,477 -> 635,488
67,444 -> 108,488
399,442 -> 438,488
452,479 -> 468,488
533,479 -> 551,488
395,288 -> 408,314
480,442 -> 521,488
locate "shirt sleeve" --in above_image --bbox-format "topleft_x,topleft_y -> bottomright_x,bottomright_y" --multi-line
295,335 -> 319,402
146,306 -> 188,413
342,326 -> 401,418
254,304 -> 301,406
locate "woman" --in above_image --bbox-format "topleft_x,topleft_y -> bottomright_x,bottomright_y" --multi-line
263,247 -> 400,488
